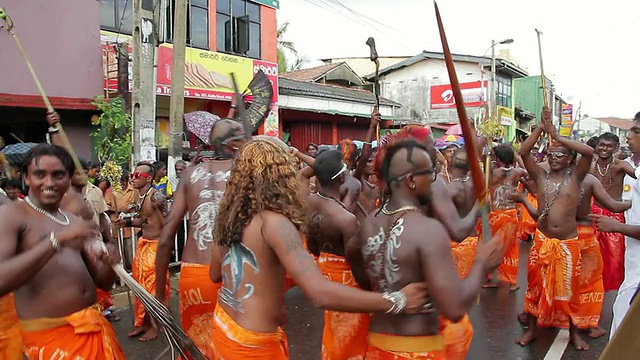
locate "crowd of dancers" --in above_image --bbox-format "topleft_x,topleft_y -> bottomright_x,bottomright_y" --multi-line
0,107 -> 639,359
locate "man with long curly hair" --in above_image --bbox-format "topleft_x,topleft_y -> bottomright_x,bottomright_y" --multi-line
347,139 -> 509,359
155,118 -> 247,357
209,139 -> 431,359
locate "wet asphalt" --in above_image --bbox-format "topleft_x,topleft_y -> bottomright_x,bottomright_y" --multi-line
112,241 -> 610,359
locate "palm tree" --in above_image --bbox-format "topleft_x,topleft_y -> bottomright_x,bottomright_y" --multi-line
276,20 -> 306,73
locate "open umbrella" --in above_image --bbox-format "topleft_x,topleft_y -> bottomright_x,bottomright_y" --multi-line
438,134 -> 463,143
445,124 -> 462,135
184,111 -> 221,145
2,142 -> 38,166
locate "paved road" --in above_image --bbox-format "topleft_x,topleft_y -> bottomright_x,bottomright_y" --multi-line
113,241 -> 612,359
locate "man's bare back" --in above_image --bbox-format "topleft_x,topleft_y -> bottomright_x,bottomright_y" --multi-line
181,160 -> 232,264
307,194 -> 357,257
358,211 -> 441,335
490,167 -> 527,211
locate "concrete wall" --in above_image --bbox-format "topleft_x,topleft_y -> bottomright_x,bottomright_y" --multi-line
0,0 -> 102,101
379,59 -> 486,123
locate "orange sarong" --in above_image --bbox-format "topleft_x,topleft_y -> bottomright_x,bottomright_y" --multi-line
574,225 -> 604,329
132,237 -> 170,327
450,235 -> 479,279
518,193 -> 538,240
524,229 -> 581,328
439,236 -> 477,359
364,332 -> 446,359
211,303 -> 289,359
21,304 -> 125,360
489,208 -> 519,285
317,252 -> 370,360
96,288 -> 113,311
591,204 -> 625,291
179,262 -> 220,359
0,293 -> 22,360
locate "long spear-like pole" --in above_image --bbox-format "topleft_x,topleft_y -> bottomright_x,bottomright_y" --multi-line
535,28 -> 552,143
433,2 -> 489,201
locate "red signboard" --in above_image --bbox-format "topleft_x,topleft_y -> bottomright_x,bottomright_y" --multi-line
430,81 -> 488,109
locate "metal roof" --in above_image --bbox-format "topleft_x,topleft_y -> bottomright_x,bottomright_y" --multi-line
279,78 -> 401,107
364,50 -> 529,79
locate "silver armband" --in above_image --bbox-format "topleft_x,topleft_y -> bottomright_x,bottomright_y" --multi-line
49,231 -> 60,251
382,291 -> 408,314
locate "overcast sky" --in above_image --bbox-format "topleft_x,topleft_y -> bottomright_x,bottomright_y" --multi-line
277,0 -> 639,119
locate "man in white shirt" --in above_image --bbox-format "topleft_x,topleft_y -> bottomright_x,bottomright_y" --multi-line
591,111 -> 640,339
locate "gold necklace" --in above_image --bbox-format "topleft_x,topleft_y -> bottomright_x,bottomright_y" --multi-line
381,205 -> 420,215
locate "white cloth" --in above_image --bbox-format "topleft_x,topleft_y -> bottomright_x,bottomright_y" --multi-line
611,158 -> 640,339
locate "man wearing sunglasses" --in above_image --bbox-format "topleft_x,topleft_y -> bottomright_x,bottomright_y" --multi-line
516,107 -> 595,350
348,139 -> 509,359
155,118 -> 246,357
114,162 -> 169,342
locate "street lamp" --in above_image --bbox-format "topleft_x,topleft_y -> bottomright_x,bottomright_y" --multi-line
479,38 -> 514,121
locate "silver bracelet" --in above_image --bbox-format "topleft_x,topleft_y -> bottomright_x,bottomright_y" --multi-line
48,126 -> 59,134
49,231 -> 60,251
382,291 -> 408,314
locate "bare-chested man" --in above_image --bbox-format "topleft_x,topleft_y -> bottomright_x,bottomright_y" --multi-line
351,111 -> 381,221
485,144 -> 527,291
590,132 -> 636,292
209,139 -> 430,359
0,188 -> 21,359
156,119 -> 246,357
517,107 -> 595,350
442,147 -> 481,359
47,112 -> 119,322
347,139 -> 508,358
512,173 -> 630,339
0,144 -> 124,359
114,162 -> 168,341
306,149 -> 370,359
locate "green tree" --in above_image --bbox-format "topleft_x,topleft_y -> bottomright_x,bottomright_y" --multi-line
90,96 -> 132,169
277,20 -> 308,73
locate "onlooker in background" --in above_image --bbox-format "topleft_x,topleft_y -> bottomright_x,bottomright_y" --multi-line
170,160 -> 187,191
152,161 -> 173,198
86,161 -> 101,185
307,142 -> 319,158
1,178 -> 23,201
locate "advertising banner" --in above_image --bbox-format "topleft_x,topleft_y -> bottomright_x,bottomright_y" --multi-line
430,81 -> 488,109
497,106 -> 513,126
100,31 -> 280,137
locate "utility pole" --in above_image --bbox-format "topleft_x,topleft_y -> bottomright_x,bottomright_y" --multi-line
131,0 -> 159,165
168,0 -> 187,177
490,39 -> 497,121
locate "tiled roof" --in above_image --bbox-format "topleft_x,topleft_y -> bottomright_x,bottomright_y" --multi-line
279,63 -> 342,81
279,78 -> 401,107
598,117 -> 633,130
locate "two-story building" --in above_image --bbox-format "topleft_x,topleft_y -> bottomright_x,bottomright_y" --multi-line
359,50 -> 528,141
101,0 -> 280,152
0,1 -> 103,156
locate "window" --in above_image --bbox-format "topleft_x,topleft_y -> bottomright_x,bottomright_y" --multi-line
164,0 -> 210,49
496,75 -> 512,108
100,0 -> 134,34
216,0 -> 261,59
